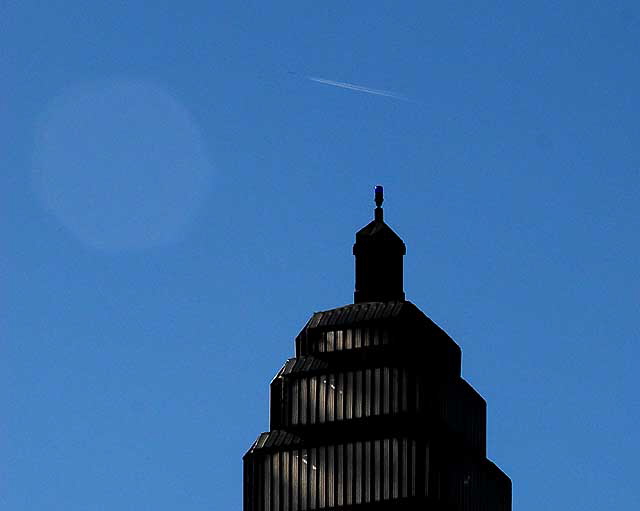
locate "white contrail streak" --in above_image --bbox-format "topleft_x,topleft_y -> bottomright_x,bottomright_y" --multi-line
307,76 -> 408,101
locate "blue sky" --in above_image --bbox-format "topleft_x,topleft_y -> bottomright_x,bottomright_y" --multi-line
2,2 -> 639,509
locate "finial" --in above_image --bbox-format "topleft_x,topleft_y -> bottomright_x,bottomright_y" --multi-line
374,185 -> 384,221
374,185 -> 384,208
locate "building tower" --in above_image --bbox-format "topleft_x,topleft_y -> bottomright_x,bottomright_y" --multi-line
244,187 -> 511,510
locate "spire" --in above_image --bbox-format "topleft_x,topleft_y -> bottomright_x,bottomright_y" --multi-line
374,184 -> 384,221
353,185 -> 406,303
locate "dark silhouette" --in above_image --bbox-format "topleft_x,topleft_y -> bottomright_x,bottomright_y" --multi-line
244,187 -> 511,510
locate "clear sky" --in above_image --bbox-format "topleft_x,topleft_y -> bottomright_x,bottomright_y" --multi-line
2,2 -> 639,510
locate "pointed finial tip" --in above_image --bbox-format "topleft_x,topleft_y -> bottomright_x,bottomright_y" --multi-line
374,185 -> 384,221
374,185 -> 384,208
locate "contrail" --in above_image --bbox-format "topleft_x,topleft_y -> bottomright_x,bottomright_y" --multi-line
307,76 -> 408,101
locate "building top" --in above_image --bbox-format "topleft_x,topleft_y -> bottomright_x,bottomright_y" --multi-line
353,185 -> 406,303
243,185 -> 512,510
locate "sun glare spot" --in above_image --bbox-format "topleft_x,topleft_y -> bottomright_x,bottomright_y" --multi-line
32,78 -> 213,251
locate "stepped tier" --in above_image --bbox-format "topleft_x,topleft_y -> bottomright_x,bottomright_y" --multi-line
244,301 -> 510,511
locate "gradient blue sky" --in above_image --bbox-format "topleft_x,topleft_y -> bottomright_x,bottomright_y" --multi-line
2,2 -> 639,510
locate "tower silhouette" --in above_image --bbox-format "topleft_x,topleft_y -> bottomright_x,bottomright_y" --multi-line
244,187 -> 511,510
